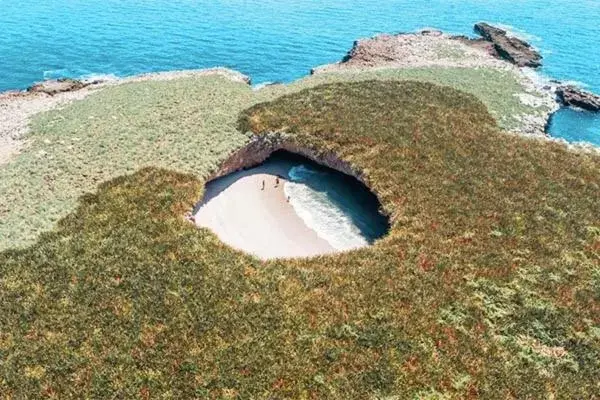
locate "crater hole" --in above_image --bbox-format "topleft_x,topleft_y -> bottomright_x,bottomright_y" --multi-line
194,150 -> 389,259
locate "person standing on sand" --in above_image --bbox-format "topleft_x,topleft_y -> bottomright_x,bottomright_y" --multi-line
261,180 -> 265,191
275,177 -> 280,187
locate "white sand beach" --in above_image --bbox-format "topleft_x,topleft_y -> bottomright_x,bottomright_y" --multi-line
194,165 -> 336,260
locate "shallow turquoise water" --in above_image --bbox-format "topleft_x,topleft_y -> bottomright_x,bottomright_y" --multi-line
1,0 -> 599,144
549,108 -> 600,145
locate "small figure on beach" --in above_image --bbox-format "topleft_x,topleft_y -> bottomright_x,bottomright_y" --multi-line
275,177 -> 280,187
261,180 -> 265,190
287,195 -> 290,202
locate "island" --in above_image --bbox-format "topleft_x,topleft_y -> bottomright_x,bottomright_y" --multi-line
0,24 -> 599,399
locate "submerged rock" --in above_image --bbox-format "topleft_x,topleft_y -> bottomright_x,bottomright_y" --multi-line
474,22 -> 542,68
556,86 -> 600,112
28,78 -> 87,96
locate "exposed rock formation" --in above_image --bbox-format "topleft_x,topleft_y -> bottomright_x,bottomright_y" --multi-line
473,22 -> 542,68
314,24 -> 543,72
311,30 -> 509,75
451,34 -> 496,54
28,78 -> 88,96
203,132 -> 396,223
206,133 -> 366,186
556,86 -> 600,112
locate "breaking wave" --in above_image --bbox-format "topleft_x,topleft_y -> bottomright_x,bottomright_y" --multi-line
284,164 -> 385,251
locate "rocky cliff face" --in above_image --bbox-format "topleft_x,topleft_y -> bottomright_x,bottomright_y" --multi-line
556,86 -> 600,112
473,23 -> 543,68
206,133 -> 366,185
202,132 -> 396,218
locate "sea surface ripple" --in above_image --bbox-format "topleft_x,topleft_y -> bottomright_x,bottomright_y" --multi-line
1,0 -> 599,144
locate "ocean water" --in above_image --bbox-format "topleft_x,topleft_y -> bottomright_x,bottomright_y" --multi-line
275,152 -> 388,251
285,164 -> 389,250
548,108 -> 600,146
1,0 -> 599,144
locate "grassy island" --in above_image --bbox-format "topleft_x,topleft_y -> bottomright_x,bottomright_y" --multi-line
1,65 -> 552,251
1,77 -> 599,398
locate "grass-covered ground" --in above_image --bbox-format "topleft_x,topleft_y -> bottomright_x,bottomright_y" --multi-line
1,80 -> 598,398
297,67 -> 548,131
0,66 -> 547,250
0,75 -> 253,249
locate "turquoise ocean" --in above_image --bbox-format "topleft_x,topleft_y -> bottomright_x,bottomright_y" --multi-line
1,0 -> 599,145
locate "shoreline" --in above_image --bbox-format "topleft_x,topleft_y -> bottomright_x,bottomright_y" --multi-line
0,68 -> 250,166
2,25 -> 599,169
309,28 -> 600,154
194,164 -> 337,260
310,29 -> 559,138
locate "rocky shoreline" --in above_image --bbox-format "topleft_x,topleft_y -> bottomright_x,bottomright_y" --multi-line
471,22 -> 543,67
313,22 -> 600,128
311,25 -> 558,137
556,86 -> 600,112
1,23 -> 599,166
0,68 -> 250,165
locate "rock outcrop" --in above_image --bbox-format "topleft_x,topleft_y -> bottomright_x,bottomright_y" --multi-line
206,133 -> 366,185
311,30 -> 510,75
314,23 -> 543,71
556,86 -> 600,112
27,78 -> 88,96
474,22 -> 542,68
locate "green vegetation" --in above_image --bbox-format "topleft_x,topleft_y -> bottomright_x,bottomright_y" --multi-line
0,75 -> 253,249
281,67 -> 548,131
1,80 -> 598,398
1,66 -> 545,250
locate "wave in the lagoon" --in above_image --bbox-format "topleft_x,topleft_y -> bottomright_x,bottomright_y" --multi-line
284,165 -> 370,251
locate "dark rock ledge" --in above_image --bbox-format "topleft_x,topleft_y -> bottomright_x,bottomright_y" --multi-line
27,78 -> 92,96
472,22 -> 543,68
556,86 -> 600,112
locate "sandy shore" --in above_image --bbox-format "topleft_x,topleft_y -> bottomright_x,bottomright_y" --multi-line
194,165 -> 336,260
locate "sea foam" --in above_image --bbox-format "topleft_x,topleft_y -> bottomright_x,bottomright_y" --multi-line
284,165 -> 370,251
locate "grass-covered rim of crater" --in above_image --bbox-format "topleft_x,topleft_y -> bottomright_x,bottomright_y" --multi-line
1,80 -> 599,398
0,66 -> 545,251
